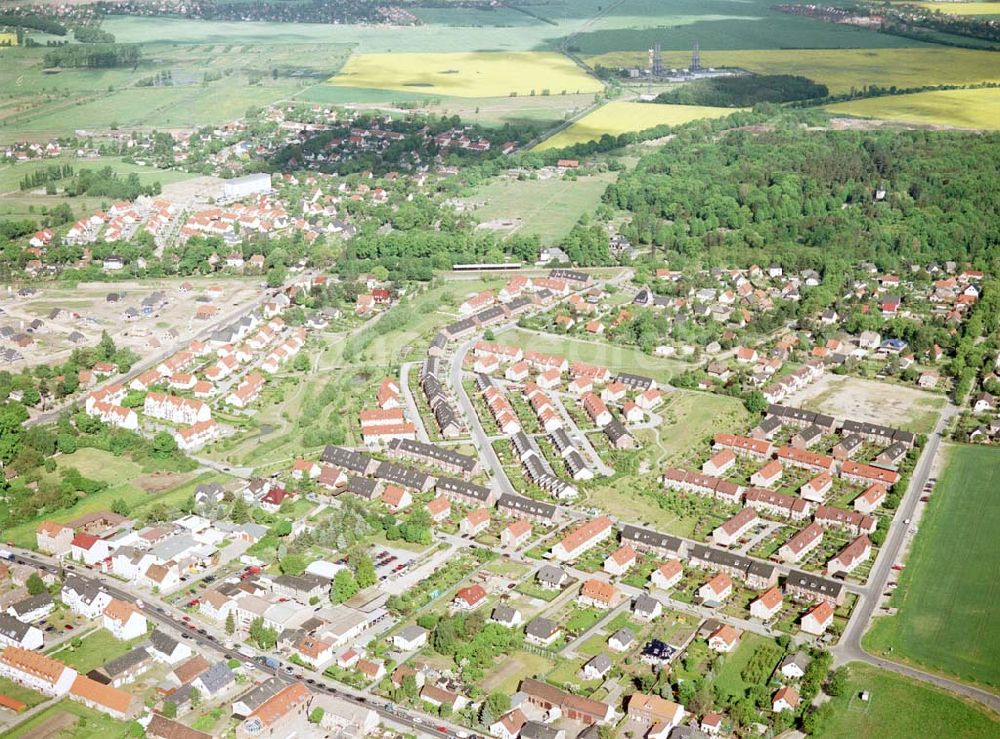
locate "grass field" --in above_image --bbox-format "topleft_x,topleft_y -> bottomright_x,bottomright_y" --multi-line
585,48 -> 1000,94
330,52 -> 603,98
48,629 -> 148,674
481,651 -> 555,693
915,2 -> 1000,15
826,88 -> 1000,130
815,663 -> 999,738
497,327 -> 689,384
713,633 -> 776,700
6,698 -> 127,739
464,171 -> 617,244
5,448 -> 216,549
864,444 -> 1000,689
535,100 -> 738,150
0,675 -> 46,708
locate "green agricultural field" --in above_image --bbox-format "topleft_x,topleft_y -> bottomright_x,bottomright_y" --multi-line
497,327 -> 689,384
865,444 -> 1000,689
585,48 -> 1000,95
331,51 -> 602,98
6,699 -> 128,739
914,2 -> 1000,15
535,100 -> 738,151
826,88 -> 1000,130
815,663 -> 999,738
464,171 -> 617,244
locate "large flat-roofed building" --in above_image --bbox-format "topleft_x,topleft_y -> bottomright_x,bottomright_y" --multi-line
221,172 -> 272,201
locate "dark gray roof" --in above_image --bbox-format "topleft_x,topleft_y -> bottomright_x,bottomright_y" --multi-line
525,617 -> 559,640
584,653 -> 612,674
374,461 -> 431,490
436,477 -> 491,502
346,475 -> 379,499
610,627 -> 635,646
549,268 -> 589,284
10,592 -> 53,617
148,629 -> 180,656
633,594 -> 660,616
522,722 -> 563,739
196,661 -> 235,694
497,493 -> 556,521
491,605 -> 519,624
388,439 -> 478,472
785,569 -> 845,600
321,445 -> 373,474
233,676 -> 285,714
0,613 -> 34,642
604,417 -> 631,444
615,372 -> 654,390
536,565 -> 566,586
620,524 -> 682,554
99,646 -> 151,677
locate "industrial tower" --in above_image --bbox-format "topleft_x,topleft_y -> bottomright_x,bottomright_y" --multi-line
691,40 -> 701,72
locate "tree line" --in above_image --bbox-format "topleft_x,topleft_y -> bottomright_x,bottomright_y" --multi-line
43,43 -> 140,69
654,74 -> 829,107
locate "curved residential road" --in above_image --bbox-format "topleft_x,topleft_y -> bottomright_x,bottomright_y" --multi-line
833,402 -> 1000,714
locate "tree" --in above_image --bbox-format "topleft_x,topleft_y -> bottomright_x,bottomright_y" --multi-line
111,497 -> 130,517
230,497 -> 250,524
225,610 -> 236,636
826,666 -> 848,697
332,569 -> 359,604
189,687 -> 202,708
26,572 -> 46,596
353,552 -> 377,589
249,617 -> 278,650
293,352 -> 310,372
162,701 -> 177,719
151,431 -> 177,458
309,707 -> 325,724
279,553 -> 307,576
57,432 -> 77,454
273,520 -> 292,537
97,330 -> 116,361
743,390 -> 768,415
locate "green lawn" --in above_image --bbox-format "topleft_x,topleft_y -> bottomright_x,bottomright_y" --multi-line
6,699 -> 129,739
47,628 -> 149,675
815,663 -> 999,739
713,632 -> 775,701
6,448 -> 216,549
480,651 -> 555,694
864,444 -> 1000,689
497,327 -> 689,385
463,172 -> 618,246
0,675 -> 47,708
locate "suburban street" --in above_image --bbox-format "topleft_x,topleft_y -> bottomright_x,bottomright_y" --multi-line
5,547 -> 480,739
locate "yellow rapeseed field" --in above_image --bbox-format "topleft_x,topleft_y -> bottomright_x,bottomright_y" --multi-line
0,32 -> 18,46
535,101 -> 738,151
586,48 -> 1000,94
826,87 -> 1000,129
330,51 -> 603,98
914,2 -> 1000,15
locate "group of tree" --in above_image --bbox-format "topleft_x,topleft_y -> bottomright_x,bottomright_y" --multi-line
63,166 -> 161,200
43,43 -> 141,69
655,74 -> 829,107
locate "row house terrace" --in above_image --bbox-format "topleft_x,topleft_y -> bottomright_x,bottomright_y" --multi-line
144,393 -> 212,425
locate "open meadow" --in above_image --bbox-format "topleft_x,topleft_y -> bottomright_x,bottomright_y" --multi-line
865,444 -> 1000,690
496,327 -> 690,385
463,171 -> 617,244
535,100 -> 738,150
815,663 -> 999,738
826,88 -> 1000,130
330,51 -> 603,98
585,48 -> 1000,95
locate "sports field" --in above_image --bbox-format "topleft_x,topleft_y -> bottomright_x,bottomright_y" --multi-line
815,663 -> 999,738
865,445 -> 1000,689
585,48 -> 1000,94
535,101 -> 737,150
330,52 -> 603,98
464,171 -> 618,244
826,88 -> 1000,130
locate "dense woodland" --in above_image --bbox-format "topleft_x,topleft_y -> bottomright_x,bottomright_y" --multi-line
42,43 -> 141,69
654,74 -> 829,107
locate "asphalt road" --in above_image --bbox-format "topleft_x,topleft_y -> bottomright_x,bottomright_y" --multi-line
6,547 -> 477,739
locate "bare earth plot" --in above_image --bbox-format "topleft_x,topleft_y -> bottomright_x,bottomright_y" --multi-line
785,374 -> 945,434
3,277 -> 260,370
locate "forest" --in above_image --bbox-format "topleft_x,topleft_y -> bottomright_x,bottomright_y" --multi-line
654,74 -> 829,107
604,123 -> 1000,275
